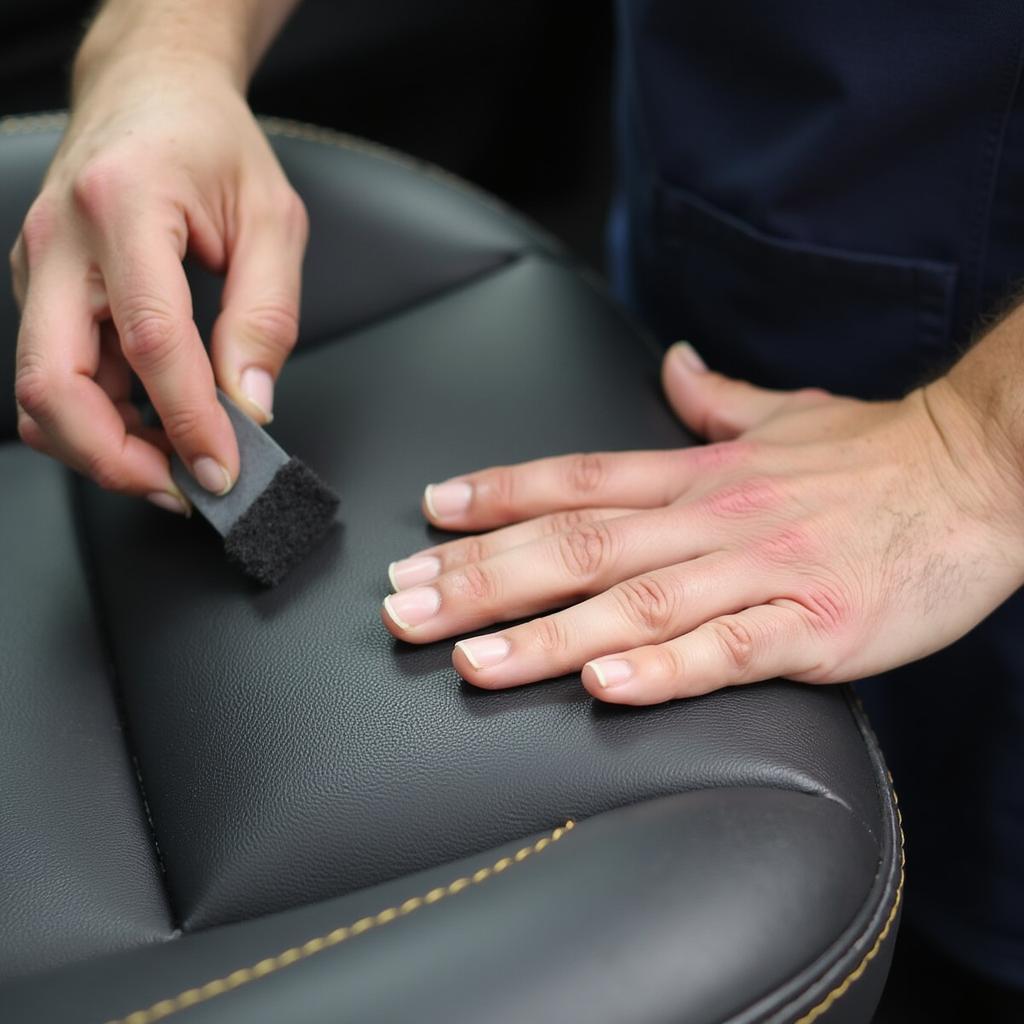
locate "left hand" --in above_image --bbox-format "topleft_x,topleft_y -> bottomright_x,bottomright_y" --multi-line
381,343 -> 1024,704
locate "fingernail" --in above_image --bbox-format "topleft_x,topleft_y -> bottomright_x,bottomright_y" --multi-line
456,634 -> 511,669
240,366 -> 274,422
389,555 -> 442,591
424,481 -> 472,519
147,489 -> 191,517
384,586 -> 441,629
193,456 -> 233,496
588,658 -> 634,689
672,342 -> 707,373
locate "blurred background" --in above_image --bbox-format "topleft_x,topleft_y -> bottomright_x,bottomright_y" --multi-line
0,0 -> 616,274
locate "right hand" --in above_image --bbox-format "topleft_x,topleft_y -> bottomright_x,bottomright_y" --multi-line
10,53 -> 308,512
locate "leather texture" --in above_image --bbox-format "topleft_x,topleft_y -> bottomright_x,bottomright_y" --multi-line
0,115 -> 901,1024
0,446 -> 171,979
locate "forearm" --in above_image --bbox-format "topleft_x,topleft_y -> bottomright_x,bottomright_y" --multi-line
73,0 -> 301,97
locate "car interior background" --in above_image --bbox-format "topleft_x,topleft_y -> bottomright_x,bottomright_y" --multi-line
0,3 -> 1014,1022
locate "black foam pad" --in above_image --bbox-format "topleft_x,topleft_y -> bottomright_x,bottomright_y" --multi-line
171,391 -> 340,586
224,458 -> 339,586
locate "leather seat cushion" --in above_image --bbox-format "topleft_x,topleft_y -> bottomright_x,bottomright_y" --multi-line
80,255 -> 885,930
0,115 -> 901,1024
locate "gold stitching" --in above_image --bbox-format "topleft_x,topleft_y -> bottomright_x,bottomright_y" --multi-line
102,821 -> 574,1024
0,112 -> 515,221
793,781 -> 905,1024
0,112 -> 69,135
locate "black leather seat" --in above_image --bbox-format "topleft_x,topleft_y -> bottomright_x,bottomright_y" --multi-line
0,114 -> 902,1024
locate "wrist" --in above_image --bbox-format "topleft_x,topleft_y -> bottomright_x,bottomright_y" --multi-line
942,306 -> 1024,505
915,376 -> 1024,566
73,1 -> 253,102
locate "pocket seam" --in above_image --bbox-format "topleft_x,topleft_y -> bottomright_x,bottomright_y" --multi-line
656,181 -> 958,288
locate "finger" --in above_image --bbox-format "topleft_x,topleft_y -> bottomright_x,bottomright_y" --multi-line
14,253 -> 189,514
661,342 -> 794,441
582,603 -> 822,705
90,202 -> 238,494
210,189 -> 308,423
16,405 -> 56,458
95,320 -> 132,401
421,449 -> 701,531
388,507 -> 635,590
384,504 -> 728,641
445,557 -> 767,689
94,322 -> 152,437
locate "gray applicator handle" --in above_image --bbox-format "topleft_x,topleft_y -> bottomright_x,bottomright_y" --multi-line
170,390 -> 289,538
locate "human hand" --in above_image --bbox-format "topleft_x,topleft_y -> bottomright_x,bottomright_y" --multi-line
11,36 -> 307,512
381,343 -> 1024,704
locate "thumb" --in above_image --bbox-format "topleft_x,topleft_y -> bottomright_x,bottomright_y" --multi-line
211,193 -> 308,423
661,342 -> 791,441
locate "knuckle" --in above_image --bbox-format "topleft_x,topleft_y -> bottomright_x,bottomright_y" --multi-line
543,508 -> 598,537
688,439 -> 757,474
240,300 -> 299,355
159,402 -> 206,443
754,526 -> 817,567
702,405 -> 744,441
556,520 -> 614,582
794,386 -> 831,405
119,307 -> 179,367
71,159 -> 129,221
480,466 -> 517,516
14,355 -> 53,418
85,449 -> 128,492
453,561 -> 501,604
614,575 -> 678,635
653,644 -> 686,682
704,476 -> 779,519
16,410 -> 45,449
795,581 -> 852,637
19,196 -> 57,264
710,617 -> 756,674
457,536 -> 489,568
530,615 -> 571,656
564,452 -> 606,496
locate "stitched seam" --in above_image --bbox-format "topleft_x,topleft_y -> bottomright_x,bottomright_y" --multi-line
793,781 -> 904,1024
0,111 -> 69,134
101,821 -> 574,1024
289,254 -> 522,358
0,111 -> 562,256
0,111 -> 490,201
0,110 -> 487,200
257,116 -> 516,217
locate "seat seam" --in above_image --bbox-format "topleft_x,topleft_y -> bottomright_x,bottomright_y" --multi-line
791,780 -> 905,1024
68,474 -> 178,928
100,820 -> 574,1024
0,112 -> 562,258
288,252 -> 524,359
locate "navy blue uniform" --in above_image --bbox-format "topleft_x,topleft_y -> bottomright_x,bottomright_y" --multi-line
610,0 -> 1024,987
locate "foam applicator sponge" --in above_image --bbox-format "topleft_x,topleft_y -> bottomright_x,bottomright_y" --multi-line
171,391 -> 340,586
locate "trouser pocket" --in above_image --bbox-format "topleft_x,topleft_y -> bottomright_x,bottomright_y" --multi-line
636,182 -> 959,399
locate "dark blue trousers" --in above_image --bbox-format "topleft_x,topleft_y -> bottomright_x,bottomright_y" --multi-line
610,0 -> 1024,987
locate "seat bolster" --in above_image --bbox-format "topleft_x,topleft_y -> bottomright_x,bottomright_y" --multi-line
4,788 -> 899,1024
0,444 -> 173,983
